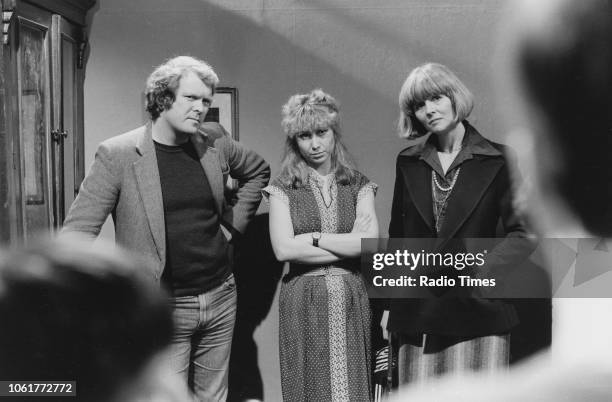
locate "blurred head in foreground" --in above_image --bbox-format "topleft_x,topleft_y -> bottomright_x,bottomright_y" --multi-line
501,0 -> 612,236
0,236 -> 183,402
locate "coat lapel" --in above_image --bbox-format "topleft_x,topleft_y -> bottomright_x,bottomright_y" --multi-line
401,158 -> 435,232
133,125 -> 166,261
437,123 -> 504,238
401,122 -> 505,239
437,156 -> 503,238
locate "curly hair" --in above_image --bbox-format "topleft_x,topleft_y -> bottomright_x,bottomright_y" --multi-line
398,63 -> 474,139
278,89 -> 356,187
144,55 -> 219,120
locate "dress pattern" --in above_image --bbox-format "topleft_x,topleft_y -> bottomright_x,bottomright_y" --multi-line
263,170 -> 376,402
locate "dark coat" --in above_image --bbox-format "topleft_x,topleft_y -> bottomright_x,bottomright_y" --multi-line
388,121 -> 528,336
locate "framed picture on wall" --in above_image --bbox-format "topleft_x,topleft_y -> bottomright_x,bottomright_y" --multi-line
204,86 -> 239,141
204,87 -> 239,191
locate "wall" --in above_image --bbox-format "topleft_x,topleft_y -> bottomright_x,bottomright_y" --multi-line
83,1 -> 510,400
84,0 -> 509,235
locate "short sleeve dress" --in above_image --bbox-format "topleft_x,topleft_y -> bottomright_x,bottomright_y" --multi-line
263,169 -> 376,402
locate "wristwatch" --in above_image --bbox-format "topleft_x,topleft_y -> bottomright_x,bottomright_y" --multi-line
312,232 -> 321,247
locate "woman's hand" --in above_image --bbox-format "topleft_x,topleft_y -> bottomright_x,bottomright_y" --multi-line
268,193 -> 341,264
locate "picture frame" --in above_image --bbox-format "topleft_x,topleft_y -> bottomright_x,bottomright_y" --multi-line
205,86 -> 239,141
204,87 -> 239,191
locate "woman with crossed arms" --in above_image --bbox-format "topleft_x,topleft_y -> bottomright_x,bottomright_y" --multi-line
264,89 -> 379,401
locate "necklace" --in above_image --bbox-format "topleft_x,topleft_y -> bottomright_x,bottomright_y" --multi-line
432,167 -> 461,233
432,167 -> 461,191
310,172 -> 335,209
316,181 -> 334,208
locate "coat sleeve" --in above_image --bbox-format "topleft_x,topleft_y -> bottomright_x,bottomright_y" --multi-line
216,126 -> 271,236
61,142 -> 119,239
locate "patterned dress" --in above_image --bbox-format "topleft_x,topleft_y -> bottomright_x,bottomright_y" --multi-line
263,170 -> 376,402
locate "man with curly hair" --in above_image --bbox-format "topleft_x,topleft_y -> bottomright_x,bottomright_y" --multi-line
63,55 -> 270,401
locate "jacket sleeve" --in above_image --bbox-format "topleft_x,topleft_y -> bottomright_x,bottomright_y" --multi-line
217,126 -> 271,236
61,142 -> 119,239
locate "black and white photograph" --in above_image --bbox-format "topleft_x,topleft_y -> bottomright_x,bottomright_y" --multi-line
1,0 -> 611,401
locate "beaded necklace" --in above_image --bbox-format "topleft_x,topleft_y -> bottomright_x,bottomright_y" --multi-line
431,167 -> 461,233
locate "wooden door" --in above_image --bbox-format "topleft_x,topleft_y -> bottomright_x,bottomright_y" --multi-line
51,14 -> 82,226
0,0 -> 93,243
12,2 -> 53,240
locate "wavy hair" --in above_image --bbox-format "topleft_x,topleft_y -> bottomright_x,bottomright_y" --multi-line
278,89 -> 356,187
398,63 -> 474,139
144,55 -> 219,120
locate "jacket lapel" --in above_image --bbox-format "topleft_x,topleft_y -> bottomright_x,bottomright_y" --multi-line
401,122 -> 505,239
133,125 -> 166,261
437,156 -> 503,238
191,134 -> 224,216
437,123 -> 504,238
400,158 -> 435,232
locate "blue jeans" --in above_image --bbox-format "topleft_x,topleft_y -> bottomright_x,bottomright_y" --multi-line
168,274 -> 237,402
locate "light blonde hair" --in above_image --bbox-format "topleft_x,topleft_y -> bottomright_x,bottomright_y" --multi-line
278,89 -> 356,187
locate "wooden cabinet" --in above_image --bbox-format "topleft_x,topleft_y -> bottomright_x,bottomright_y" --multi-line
0,0 -> 96,242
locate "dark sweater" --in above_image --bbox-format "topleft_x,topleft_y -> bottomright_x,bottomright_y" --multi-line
155,140 -> 230,296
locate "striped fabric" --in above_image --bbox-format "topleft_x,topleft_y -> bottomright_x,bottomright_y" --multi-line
396,333 -> 510,385
373,346 -> 393,402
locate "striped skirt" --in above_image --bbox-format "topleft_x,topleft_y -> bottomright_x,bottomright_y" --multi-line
397,333 -> 510,385
279,270 -> 372,402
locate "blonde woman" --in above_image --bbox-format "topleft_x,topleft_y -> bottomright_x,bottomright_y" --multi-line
264,89 -> 378,401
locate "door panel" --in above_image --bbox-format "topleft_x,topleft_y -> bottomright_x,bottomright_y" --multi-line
17,15 -> 52,238
0,0 -> 92,243
50,15 -> 81,225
